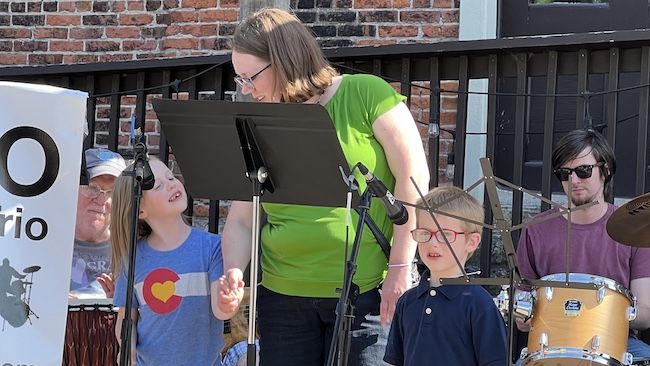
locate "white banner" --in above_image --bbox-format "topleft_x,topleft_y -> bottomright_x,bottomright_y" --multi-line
0,82 -> 87,366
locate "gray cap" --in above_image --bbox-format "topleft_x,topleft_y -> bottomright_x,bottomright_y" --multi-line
85,148 -> 126,179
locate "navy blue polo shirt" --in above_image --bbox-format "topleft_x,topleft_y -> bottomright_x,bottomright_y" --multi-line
384,270 -> 507,366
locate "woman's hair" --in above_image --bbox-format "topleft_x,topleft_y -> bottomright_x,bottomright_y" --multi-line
416,185 -> 485,235
229,8 -> 338,103
551,129 -> 617,201
110,160 -> 152,277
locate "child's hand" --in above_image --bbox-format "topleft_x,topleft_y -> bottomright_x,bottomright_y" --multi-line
217,269 -> 245,315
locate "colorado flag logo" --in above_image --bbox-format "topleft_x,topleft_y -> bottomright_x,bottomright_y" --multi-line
136,268 -> 209,314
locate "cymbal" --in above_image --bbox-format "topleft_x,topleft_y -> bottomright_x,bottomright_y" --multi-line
23,265 -> 40,273
606,192 -> 650,247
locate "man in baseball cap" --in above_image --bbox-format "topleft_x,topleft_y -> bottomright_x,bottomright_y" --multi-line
70,148 -> 126,299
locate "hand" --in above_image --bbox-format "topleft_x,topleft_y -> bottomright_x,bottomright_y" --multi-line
515,316 -> 531,332
380,265 -> 412,325
217,268 -> 245,315
98,272 -> 115,298
68,293 -> 78,299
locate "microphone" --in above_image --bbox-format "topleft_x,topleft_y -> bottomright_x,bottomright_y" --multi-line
132,116 -> 155,191
357,163 -> 408,225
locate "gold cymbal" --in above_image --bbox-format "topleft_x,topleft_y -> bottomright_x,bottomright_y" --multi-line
606,192 -> 650,247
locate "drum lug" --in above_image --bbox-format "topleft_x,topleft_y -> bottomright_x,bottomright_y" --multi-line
597,285 -> 606,303
545,286 -> 553,301
628,306 -> 637,321
519,347 -> 528,360
623,352 -> 633,365
590,335 -> 600,351
539,332 -> 548,352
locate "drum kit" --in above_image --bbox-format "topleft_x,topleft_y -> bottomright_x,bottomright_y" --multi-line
0,264 -> 40,330
509,192 -> 650,366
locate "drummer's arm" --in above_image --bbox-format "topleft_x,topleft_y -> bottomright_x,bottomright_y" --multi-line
630,277 -> 650,330
115,307 -> 138,365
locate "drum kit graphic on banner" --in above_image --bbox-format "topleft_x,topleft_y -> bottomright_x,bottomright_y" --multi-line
0,259 -> 40,330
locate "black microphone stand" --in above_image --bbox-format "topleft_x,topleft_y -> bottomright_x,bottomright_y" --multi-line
326,187 -> 374,366
118,132 -> 150,366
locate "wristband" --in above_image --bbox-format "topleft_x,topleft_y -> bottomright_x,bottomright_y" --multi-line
387,263 -> 411,268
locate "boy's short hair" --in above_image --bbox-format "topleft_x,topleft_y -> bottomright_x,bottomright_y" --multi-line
416,185 -> 485,243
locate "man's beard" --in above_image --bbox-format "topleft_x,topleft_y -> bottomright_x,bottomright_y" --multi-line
571,192 -> 597,207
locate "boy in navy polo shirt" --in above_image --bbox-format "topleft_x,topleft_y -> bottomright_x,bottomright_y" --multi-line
384,186 -> 507,366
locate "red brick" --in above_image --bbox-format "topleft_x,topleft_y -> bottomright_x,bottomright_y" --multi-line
59,1 -> 76,12
105,26 -> 141,38
34,27 -> 68,39
200,9 -> 237,22
182,0 -> 217,8
28,53 -> 64,65
181,24 -> 216,36
47,14 -> 81,26
413,0 -> 431,8
0,28 -> 32,38
162,38 -> 199,49
422,25 -> 458,38
110,0 -> 127,11
440,80 -> 458,92
394,0 -> 409,8
85,40 -> 120,52
434,0 -> 454,8
50,40 -> 84,51
354,39 -> 397,46
119,13 -> 154,25
62,54 -> 99,63
165,24 -> 181,36
441,9 -> 459,23
378,25 -> 418,37
169,10 -> 199,23
219,0 -> 238,7
70,28 -> 103,39
127,0 -> 144,10
0,53 -> 27,65
440,111 -> 457,124
123,39 -> 158,51
76,1 -> 92,11
400,11 -> 442,23
441,96 -> 457,111
355,0 -> 391,8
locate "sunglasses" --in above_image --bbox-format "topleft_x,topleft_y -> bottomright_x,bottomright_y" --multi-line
553,162 -> 603,181
233,64 -> 271,89
410,228 -> 470,244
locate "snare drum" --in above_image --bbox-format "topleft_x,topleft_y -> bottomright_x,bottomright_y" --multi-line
63,298 -> 118,366
522,273 -> 636,366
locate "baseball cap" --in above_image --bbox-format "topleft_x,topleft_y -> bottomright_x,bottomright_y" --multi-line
85,148 -> 126,179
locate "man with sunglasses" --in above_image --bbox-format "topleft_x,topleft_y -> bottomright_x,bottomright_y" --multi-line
69,148 -> 126,299
515,129 -> 650,362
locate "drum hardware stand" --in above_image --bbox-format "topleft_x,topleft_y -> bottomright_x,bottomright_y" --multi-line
119,118 -> 154,366
153,99 -> 358,366
401,157 -> 599,366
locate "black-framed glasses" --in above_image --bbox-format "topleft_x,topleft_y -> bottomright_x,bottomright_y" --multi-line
233,64 -> 271,89
80,185 -> 113,199
553,162 -> 603,181
410,228 -> 470,244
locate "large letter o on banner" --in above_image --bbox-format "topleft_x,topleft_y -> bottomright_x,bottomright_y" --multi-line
0,126 -> 60,197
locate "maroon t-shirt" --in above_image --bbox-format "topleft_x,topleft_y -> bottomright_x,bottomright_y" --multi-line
517,203 -> 650,291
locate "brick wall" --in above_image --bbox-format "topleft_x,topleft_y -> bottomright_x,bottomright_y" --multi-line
0,0 -> 459,66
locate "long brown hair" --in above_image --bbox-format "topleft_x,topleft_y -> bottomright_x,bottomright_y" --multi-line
110,161 -> 152,277
229,8 -> 338,103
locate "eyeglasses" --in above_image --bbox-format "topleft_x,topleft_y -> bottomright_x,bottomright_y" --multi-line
410,228 -> 470,244
233,64 -> 271,89
80,185 -> 113,199
553,163 -> 603,181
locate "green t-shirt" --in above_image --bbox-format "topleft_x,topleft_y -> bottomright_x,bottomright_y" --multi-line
260,73 -> 407,297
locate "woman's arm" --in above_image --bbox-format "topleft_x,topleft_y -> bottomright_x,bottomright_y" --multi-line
372,101 -> 430,325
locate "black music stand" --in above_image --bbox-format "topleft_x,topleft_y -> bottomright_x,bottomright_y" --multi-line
153,98 -> 357,366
